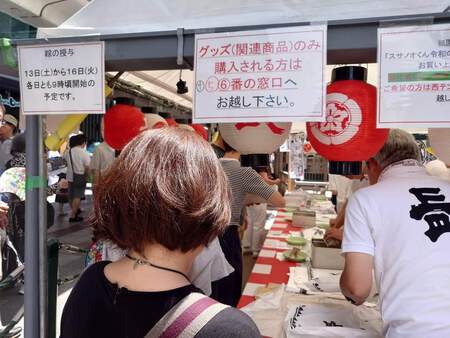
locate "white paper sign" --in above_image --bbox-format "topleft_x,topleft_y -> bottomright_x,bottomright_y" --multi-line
18,42 -> 105,115
289,132 -> 306,179
193,26 -> 327,123
378,24 -> 450,128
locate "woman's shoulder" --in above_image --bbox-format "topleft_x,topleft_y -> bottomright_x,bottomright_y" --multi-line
76,261 -> 112,289
196,306 -> 261,338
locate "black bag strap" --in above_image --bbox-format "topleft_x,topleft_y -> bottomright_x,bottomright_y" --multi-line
68,148 -> 74,174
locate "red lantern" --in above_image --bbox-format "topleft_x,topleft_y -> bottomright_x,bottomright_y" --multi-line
190,124 -> 208,140
307,66 -> 389,163
104,104 -> 146,150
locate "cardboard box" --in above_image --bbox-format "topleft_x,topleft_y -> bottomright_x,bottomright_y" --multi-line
311,239 -> 344,270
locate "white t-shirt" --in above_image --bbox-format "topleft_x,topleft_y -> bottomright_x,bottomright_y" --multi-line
345,176 -> 370,200
328,174 -> 351,211
65,147 -> 90,182
342,161 -> 450,338
90,142 -> 115,174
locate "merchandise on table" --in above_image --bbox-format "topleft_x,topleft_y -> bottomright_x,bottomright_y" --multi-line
282,247 -> 307,262
292,210 -> 316,228
311,239 -> 345,270
285,302 -> 381,337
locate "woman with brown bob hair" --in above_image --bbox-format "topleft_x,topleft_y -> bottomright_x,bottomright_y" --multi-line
60,127 -> 260,338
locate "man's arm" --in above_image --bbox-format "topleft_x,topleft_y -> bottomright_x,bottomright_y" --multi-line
267,191 -> 286,208
330,200 -> 347,228
340,193 -> 375,305
340,252 -> 373,305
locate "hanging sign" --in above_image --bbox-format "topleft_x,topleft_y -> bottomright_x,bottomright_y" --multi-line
193,25 -> 327,123
289,132 -> 306,180
377,24 -> 450,128
17,41 -> 105,115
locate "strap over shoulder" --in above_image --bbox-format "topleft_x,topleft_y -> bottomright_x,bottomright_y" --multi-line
145,292 -> 229,338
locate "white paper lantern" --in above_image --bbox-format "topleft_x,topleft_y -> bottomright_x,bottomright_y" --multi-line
145,114 -> 168,129
428,128 -> 450,166
178,124 -> 195,132
219,122 -> 292,154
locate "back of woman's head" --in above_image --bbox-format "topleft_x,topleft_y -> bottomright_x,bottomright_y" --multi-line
92,127 -> 231,254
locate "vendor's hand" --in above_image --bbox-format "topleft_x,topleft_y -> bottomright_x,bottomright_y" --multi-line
260,171 -> 280,185
329,218 -> 337,227
325,227 -> 343,241
58,179 -> 69,189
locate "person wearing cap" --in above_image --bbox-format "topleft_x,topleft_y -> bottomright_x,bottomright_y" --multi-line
0,113 -> 18,174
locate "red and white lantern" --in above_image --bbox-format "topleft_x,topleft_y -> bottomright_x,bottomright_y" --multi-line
145,114 -> 168,129
307,66 -> 389,165
219,122 -> 292,155
178,124 -> 195,132
190,124 -> 208,141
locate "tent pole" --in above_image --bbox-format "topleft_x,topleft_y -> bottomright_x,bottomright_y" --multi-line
24,115 -> 46,338
38,116 -> 48,338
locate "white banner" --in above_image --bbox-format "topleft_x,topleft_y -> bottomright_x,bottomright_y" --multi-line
377,24 -> 450,128
193,26 -> 327,123
18,41 -> 105,115
289,132 -> 306,180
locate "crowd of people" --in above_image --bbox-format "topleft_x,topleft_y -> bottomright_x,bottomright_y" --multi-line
0,100 -> 449,337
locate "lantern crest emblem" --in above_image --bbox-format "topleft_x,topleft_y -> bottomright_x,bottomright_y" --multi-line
310,93 -> 362,146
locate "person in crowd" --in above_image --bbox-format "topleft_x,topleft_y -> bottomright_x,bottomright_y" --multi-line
328,173 -> 351,212
91,119 -> 116,185
325,166 -> 369,241
243,167 -> 280,257
60,127 -> 260,338
3,132 -> 68,196
211,141 -> 285,307
0,200 -> 15,335
0,201 -> 8,279
91,141 -> 115,185
0,113 -> 18,175
211,131 -> 226,158
340,129 -> 450,337
65,134 -> 90,223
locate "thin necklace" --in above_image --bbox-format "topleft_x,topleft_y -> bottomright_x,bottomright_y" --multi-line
125,254 -> 190,282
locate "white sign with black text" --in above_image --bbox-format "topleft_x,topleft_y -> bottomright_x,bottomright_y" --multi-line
378,24 -> 450,128
18,41 -> 105,115
193,26 -> 327,123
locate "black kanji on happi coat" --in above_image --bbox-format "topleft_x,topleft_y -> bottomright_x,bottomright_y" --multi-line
409,187 -> 450,242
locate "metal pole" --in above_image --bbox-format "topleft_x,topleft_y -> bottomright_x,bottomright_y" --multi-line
39,116 -> 48,338
24,115 -> 46,338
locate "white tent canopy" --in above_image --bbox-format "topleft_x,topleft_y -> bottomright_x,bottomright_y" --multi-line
37,0 -> 447,38
34,0 -> 448,123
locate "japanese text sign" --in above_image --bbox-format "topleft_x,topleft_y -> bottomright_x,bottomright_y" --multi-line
18,42 -> 105,115
378,24 -> 450,128
193,26 -> 327,123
